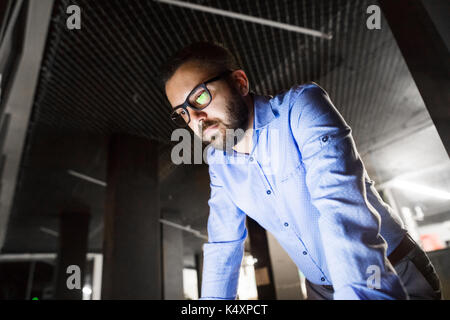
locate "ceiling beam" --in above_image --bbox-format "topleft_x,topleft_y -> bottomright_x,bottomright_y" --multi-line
379,0 -> 450,157
0,0 -> 54,252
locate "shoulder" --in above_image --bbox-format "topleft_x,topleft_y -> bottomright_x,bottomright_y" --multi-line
290,82 -> 330,110
270,82 -> 330,115
265,82 -> 333,134
286,82 -> 342,125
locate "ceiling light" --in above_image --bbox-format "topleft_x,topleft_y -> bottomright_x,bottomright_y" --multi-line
393,180 -> 450,200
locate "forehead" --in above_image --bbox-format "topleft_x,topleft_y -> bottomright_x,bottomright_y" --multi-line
165,61 -> 217,107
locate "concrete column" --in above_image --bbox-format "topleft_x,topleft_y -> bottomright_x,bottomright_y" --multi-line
54,202 -> 90,300
102,134 -> 161,299
162,223 -> 184,299
246,217 -> 276,300
266,232 -> 304,300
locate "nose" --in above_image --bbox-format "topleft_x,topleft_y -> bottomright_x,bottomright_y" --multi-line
188,107 -> 207,124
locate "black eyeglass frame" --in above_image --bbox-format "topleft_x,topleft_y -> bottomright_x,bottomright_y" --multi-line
170,70 -> 233,127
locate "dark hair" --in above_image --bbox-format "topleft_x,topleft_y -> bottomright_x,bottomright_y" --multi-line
159,41 -> 240,88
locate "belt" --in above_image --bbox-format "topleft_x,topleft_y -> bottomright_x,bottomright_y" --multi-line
387,233 -> 417,266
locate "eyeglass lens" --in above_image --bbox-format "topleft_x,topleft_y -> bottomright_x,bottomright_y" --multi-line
171,87 -> 212,127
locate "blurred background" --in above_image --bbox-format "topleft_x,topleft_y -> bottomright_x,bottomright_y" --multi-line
0,0 -> 448,300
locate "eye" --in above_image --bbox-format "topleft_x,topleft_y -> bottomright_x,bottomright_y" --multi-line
180,110 -> 186,115
195,91 -> 210,105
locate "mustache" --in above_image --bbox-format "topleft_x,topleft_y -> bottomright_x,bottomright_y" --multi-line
199,120 -> 221,132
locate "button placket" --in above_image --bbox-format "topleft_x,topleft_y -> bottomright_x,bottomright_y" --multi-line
249,127 -> 329,285
281,230 -> 328,284
253,157 -> 274,196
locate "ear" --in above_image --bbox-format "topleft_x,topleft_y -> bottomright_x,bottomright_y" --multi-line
230,70 -> 250,96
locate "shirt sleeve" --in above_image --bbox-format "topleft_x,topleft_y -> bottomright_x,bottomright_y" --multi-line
199,158 -> 247,300
289,83 -> 408,300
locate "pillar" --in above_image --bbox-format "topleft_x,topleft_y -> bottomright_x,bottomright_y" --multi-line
102,134 -> 161,299
246,216 -> 276,300
54,202 -> 90,299
162,222 -> 184,299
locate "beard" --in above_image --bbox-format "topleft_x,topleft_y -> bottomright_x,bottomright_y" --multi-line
200,88 -> 249,151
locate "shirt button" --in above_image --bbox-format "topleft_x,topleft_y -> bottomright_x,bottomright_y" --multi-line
321,277 -> 325,282
303,251 -> 307,255
249,157 -> 254,162
284,222 -> 289,227
266,190 -> 271,195
322,135 -> 329,143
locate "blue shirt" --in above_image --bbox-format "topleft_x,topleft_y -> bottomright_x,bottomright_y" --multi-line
200,82 -> 409,300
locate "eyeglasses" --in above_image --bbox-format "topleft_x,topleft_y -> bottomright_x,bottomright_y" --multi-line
170,70 -> 232,128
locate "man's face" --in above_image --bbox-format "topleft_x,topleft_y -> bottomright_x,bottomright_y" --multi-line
165,61 -> 249,150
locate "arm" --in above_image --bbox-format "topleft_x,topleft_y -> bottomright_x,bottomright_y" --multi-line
290,83 -> 407,300
199,160 -> 247,300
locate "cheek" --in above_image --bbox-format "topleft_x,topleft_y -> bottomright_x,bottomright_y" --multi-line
208,100 -> 230,120
188,123 -> 200,136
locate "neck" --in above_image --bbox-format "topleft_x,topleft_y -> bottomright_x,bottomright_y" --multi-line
232,94 -> 254,154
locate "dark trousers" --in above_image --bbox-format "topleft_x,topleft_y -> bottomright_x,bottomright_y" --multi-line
305,244 -> 442,300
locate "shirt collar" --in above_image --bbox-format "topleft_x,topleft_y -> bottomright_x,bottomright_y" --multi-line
251,92 -> 277,130
219,92 -> 277,158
